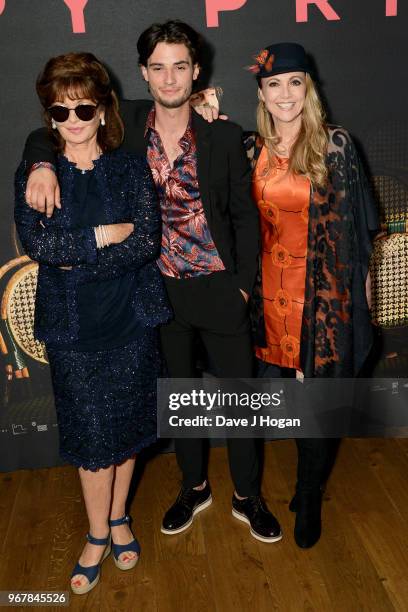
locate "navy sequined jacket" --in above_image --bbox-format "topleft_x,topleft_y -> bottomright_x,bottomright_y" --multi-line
14,150 -> 172,346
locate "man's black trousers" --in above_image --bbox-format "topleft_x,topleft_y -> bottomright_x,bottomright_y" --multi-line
160,271 -> 260,497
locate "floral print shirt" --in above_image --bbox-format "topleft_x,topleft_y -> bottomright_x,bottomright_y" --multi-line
145,108 -> 225,278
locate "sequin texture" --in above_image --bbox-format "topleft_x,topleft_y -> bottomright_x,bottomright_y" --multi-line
47,330 -> 162,470
14,150 -> 173,469
14,151 -> 172,345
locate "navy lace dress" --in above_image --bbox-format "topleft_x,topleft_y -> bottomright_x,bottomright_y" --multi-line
15,152 -> 172,470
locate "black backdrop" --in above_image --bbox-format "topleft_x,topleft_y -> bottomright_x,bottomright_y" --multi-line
0,1 -> 407,471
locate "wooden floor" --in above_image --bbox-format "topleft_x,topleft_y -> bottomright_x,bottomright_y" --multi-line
1,438 -> 408,612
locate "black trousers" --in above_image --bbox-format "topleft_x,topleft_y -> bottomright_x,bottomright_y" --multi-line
257,360 -> 338,491
160,271 -> 260,497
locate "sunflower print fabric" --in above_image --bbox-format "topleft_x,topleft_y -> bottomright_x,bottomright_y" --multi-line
252,148 -> 310,370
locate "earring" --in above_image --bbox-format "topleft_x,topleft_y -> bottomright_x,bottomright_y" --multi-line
100,117 -> 106,126
259,99 -> 267,113
51,119 -> 57,129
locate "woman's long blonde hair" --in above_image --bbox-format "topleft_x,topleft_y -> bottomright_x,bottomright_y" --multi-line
256,73 -> 328,188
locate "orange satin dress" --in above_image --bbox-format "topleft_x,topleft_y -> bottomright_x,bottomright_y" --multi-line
253,147 -> 311,371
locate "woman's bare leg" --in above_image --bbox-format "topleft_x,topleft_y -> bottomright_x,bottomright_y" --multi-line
110,455 -> 138,564
71,465 -> 114,589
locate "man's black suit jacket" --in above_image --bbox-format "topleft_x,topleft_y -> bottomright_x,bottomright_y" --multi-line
23,99 -> 260,293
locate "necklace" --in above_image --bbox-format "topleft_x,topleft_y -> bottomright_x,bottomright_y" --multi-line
276,132 -> 299,157
66,145 -> 102,173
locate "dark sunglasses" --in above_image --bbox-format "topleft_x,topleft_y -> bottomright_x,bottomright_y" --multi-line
48,104 -> 99,123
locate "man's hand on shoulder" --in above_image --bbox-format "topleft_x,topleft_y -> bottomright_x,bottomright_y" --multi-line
26,167 -> 61,218
190,88 -> 228,123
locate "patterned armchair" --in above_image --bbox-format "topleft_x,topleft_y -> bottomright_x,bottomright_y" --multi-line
369,174 -> 408,329
360,119 -> 408,374
0,255 -> 47,381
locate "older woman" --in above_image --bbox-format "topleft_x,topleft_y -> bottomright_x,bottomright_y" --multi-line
14,53 -> 171,594
246,43 -> 378,548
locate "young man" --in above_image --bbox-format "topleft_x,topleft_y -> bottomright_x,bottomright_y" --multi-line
23,21 -> 281,543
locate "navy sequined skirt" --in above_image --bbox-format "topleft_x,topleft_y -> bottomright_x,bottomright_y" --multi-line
47,329 -> 161,470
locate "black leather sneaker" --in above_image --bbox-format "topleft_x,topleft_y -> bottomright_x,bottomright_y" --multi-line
232,495 -> 282,543
161,483 -> 212,535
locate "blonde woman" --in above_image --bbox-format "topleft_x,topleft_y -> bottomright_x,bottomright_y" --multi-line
247,43 -> 378,548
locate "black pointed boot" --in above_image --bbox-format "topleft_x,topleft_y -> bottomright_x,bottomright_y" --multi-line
292,438 -> 334,549
294,488 -> 322,548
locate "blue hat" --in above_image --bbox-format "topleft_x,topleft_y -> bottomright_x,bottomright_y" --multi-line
248,43 -> 310,78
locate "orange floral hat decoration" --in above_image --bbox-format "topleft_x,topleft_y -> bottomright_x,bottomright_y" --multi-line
246,43 -> 310,78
